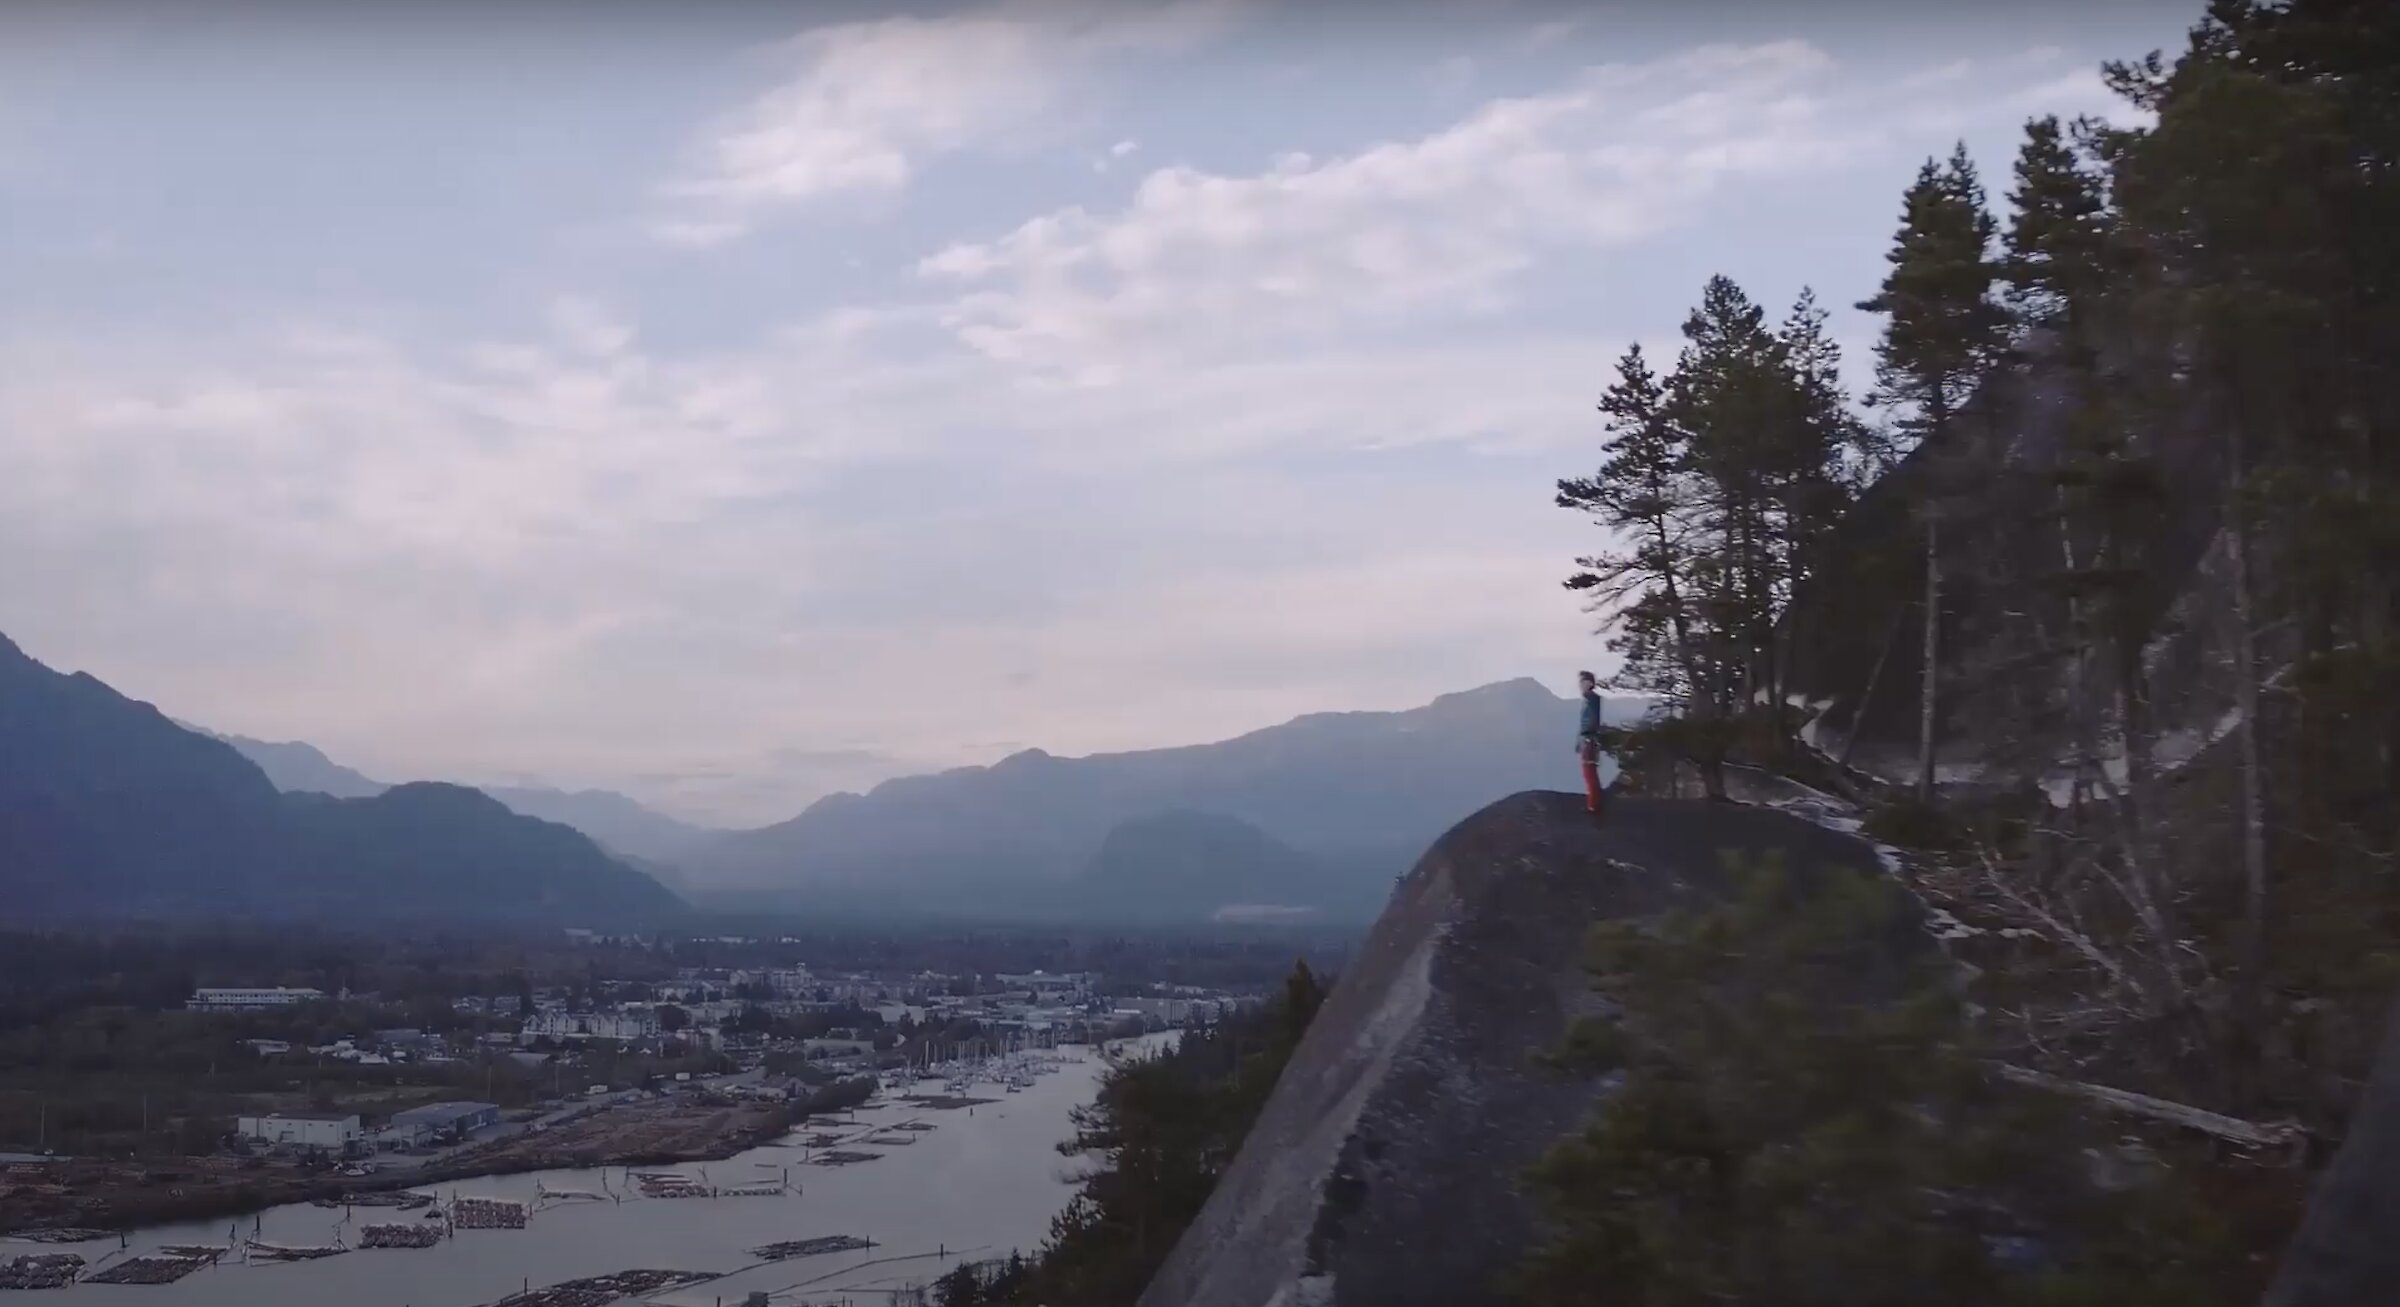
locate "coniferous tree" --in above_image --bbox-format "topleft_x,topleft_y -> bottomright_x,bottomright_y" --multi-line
1672,275 -> 1790,720
1561,343 -> 1733,798
1565,279 -> 1866,790
1858,143 -> 2007,799
2003,116 -> 2114,335
1766,288 -> 1868,736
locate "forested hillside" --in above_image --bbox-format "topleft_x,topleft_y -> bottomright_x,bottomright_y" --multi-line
1544,0 -> 2398,1298
1562,0 -> 2393,1135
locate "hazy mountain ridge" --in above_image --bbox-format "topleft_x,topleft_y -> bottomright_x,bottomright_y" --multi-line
203,729 -> 716,863
1053,809 -> 1363,925
686,678 -> 1651,919
1,632 -> 681,924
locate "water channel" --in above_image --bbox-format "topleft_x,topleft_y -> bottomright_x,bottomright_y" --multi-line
6,1037 -> 1168,1307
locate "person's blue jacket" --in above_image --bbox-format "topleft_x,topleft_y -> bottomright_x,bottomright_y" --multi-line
1579,689 -> 1604,742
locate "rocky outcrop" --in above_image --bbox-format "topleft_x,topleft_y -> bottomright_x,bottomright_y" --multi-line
1779,336 -> 2236,789
1136,791 -> 1899,1307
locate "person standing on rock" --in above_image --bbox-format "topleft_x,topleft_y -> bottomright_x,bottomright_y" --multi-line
1576,670 -> 1610,817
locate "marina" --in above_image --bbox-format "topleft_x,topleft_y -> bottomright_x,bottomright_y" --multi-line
1,1034 -> 1172,1307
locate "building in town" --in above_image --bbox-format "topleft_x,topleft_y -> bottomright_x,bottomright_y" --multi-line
386,1100 -> 501,1144
520,1008 -> 660,1043
995,971 -> 1093,999
235,1112 -> 364,1149
187,986 -> 327,1012
1116,996 -> 1229,1026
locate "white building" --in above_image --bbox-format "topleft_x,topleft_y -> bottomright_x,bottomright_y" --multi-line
520,1008 -> 660,1042
236,1112 -> 363,1149
1117,996 -> 1227,1026
188,986 -> 327,1012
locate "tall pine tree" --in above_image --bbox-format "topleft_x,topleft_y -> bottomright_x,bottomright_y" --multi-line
2003,115 -> 2114,335
1670,275 -> 1792,732
1858,143 -> 2006,798
1561,344 -> 1732,798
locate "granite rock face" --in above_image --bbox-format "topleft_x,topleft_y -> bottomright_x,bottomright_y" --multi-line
2262,996 -> 2400,1307
1136,790 -> 1898,1307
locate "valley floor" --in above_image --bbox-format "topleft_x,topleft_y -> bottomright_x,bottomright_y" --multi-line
0,1098 -> 790,1237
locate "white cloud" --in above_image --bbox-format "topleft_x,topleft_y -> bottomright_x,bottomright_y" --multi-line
2005,66 -> 2125,118
0,16 -> 2171,824
916,41 -> 1854,378
546,296 -> 637,357
1898,58 -> 1975,92
0,280 -> 1614,823
1522,18 -> 1580,51
655,0 -> 1238,244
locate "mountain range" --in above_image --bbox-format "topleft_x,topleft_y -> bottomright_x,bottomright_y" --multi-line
5,619 -> 1649,928
681,678 -> 1650,923
199,731 -> 715,864
0,632 -> 682,925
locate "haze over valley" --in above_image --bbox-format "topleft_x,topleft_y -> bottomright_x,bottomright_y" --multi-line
9,2 -> 2396,1305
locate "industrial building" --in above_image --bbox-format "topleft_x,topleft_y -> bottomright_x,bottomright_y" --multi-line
187,986 -> 327,1012
235,1112 -> 363,1149
386,1100 -> 501,1143
519,1008 -> 660,1042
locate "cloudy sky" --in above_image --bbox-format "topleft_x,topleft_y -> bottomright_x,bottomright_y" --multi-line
0,0 -> 2191,825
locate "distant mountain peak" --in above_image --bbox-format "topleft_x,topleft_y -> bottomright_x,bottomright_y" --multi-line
380,779 -> 507,809
1432,677 -> 1566,705
195,728 -> 717,861
693,673 -> 1613,921
0,632 -> 680,924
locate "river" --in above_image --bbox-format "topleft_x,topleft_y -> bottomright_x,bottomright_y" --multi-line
6,1037 -> 1169,1307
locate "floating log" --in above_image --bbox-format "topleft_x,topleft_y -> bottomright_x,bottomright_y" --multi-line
633,1173 -> 711,1198
359,1223 -> 443,1250
747,1235 -> 873,1262
246,1239 -> 346,1262
717,1180 -> 789,1197
0,1254 -> 85,1290
326,1189 -> 431,1209
84,1254 -> 218,1285
533,1183 -> 607,1205
448,1196 -> 529,1230
479,1268 -> 715,1307
9,1228 -> 109,1245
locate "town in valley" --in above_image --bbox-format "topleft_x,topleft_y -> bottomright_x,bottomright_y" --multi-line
0,923 -> 1314,1237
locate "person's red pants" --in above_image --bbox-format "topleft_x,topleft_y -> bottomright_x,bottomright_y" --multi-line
1580,750 -> 1605,813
